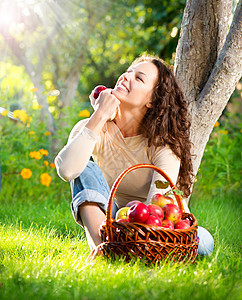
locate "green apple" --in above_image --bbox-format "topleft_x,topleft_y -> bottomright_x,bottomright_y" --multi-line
115,207 -> 129,220
151,193 -> 174,208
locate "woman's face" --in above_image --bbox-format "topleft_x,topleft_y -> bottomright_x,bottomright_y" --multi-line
112,61 -> 158,111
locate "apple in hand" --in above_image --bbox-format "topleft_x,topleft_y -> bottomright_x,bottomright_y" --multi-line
148,204 -> 164,219
115,207 -> 129,220
151,193 -> 174,208
93,85 -> 107,99
145,215 -> 162,226
161,219 -> 174,230
163,203 -> 182,224
126,200 -> 141,208
127,203 -> 150,223
175,219 -> 191,229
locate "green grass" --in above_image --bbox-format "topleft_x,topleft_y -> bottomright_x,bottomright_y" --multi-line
0,124 -> 241,300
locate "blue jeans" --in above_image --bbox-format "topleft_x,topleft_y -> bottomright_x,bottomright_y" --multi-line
70,161 -> 214,256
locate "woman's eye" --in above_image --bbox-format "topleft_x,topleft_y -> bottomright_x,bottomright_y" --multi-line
136,76 -> 143,82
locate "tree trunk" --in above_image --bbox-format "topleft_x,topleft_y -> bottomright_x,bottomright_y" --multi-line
175,0 -> 242,202
58,54 -> 86,108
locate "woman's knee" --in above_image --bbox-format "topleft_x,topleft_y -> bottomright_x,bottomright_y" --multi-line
70,161 -> 111,225
71,161 -> 110,196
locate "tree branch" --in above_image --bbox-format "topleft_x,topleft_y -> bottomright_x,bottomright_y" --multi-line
197,0 -> 242,112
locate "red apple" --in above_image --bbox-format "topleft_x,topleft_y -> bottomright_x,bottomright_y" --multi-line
161,219 -> 174,230
175,219 -> 191,230
93,85 -> 107,99
183,219 -> 191,226
145,215 -> 162,226
126,200 -> 142,208
151,193 -> 174,208
147,204 -> 164,219
115,207 -> 129,220
163,203 -> 182,224
127,203 -> 150,223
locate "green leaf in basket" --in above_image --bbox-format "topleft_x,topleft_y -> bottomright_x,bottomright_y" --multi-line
154,180 -> 170,189
173,189 -> 183,196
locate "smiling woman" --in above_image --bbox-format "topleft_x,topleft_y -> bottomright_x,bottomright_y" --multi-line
54,54 -> 214,257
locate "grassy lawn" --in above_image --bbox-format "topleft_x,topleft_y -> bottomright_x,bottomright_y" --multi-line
0,124 -> 241,300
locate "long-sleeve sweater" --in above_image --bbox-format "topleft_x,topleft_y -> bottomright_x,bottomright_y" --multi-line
55,119 -> 190,212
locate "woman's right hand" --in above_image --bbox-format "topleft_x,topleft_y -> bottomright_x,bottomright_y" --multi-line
89,88 -> 120,122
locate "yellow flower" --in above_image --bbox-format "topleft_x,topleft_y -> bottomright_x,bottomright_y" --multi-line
219,130 -> 228,135
29,151 -> 42,160
50,163 -> 56,168
78,109 -> 90,118
40,173 -> 51,187
13,109 -> 31,124
1,110 -> 8,116
32,102 -> 42,110
30,87 -> 38,92
44,160 -> 49,166
39,149 -> 49,156
20,168 -> 32,179
44,131 -> 51,136
214,121 -> 220,128
28,131 -> 36,135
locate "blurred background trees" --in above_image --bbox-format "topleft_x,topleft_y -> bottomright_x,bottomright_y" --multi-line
0,0 -> 241,195
0,0 -> 187,130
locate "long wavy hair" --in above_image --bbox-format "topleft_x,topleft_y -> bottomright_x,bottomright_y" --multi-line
131,55 -> 194,197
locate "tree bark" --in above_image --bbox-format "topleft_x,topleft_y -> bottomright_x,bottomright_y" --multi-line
175,0 -> 242,201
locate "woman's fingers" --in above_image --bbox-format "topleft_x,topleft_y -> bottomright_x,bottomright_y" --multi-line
95,89 -> 120,119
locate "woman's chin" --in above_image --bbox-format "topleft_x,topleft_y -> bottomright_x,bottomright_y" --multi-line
111,89 -> 125,101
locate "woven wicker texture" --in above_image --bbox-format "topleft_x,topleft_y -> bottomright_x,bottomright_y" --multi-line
99,164 -> 198,264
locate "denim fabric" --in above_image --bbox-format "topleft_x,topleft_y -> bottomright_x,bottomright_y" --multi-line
70,161 -> 118,227
70,161 -> 214,256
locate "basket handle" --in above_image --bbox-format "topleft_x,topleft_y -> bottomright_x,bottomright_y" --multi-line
105,164 -> 184,241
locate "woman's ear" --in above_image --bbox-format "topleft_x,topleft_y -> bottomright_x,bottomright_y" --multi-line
146,101 -> 152,108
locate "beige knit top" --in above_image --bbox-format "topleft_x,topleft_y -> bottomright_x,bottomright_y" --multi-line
55,119 -> 190,212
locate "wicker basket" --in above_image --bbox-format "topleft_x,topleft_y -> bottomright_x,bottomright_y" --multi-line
99,164 -> 199,264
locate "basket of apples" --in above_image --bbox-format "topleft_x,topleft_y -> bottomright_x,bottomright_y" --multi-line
99,164 -> 199,264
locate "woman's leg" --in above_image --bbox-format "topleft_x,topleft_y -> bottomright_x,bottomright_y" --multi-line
70,161 -> 118,250
79,203 -> 106,250
197,226 -> 214,256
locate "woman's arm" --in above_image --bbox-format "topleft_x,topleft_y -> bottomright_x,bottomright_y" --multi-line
146,146 -> 190,213
55,89 -> 119,182
54,118 -> 99,182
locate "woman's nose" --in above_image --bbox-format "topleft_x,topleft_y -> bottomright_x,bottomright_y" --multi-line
123,71 -> 131,81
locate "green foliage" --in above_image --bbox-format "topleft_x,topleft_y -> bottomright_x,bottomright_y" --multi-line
193,111 -> 242,197
0,63 -> 92,199
129,0 -> 186,60
0,0 -> 185,107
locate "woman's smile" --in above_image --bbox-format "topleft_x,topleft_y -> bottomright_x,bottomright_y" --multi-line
115,82 -> 129,93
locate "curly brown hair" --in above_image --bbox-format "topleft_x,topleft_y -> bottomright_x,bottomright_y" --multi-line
132,55 -> 194,197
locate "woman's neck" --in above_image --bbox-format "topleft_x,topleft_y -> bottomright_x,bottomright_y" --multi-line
113,109 -> 144,138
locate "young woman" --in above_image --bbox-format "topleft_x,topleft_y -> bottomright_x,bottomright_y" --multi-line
55,55 -> 214,256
